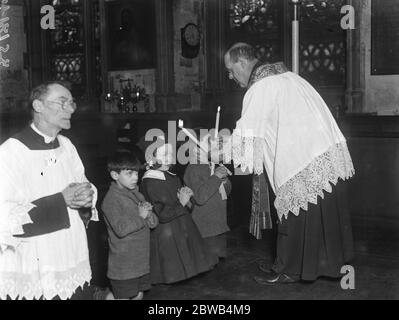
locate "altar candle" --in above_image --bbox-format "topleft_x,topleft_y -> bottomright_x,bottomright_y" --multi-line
215,106 -> 221,139
292,0 -> 300,74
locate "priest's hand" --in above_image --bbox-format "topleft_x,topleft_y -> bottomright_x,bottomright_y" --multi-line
62,183 -> 94,209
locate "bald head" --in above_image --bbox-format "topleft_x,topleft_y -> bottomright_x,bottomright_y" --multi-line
224,42 -> 257,64
224,43 -> 258,88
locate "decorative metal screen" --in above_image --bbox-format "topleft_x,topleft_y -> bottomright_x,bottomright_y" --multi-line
299,0 -> 346,87
300,40 -> 346,86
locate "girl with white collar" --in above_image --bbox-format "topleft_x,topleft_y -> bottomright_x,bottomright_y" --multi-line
140,143 -> 218,284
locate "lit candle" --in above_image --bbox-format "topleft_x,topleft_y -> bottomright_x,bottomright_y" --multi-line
178,120 -> 208,153
213,109 -> 233,176
179,120 -> 232,175
215,106 -> 221,139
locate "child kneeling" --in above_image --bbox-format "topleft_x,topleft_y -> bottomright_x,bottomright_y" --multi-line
140,143 -> 218,284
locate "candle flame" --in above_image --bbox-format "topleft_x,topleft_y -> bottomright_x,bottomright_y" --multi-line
178,120 -> 184,128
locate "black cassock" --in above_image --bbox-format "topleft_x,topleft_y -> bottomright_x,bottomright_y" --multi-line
271,181 -> 354,281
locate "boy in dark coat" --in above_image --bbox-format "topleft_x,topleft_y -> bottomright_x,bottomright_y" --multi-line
102,152 -> 158,300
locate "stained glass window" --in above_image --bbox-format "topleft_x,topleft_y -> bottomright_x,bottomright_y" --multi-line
227,0 -> 283,63
226,0 -> 346,88
47,0 -> 86,97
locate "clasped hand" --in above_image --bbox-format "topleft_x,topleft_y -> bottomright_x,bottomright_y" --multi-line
177,187 -> 193,207
138,202 -> 153,219
62,182 -> 94,209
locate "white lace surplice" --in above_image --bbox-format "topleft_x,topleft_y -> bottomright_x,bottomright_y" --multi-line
0,135 -> 98,300
225,71 -> 355,221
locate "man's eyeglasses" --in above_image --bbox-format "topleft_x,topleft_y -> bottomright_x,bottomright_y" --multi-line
43,99 -> 77,111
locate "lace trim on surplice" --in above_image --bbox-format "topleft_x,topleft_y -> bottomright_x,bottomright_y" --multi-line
274,142 -> 354,220
224,133 -> 265,175
0,260 -> 91,300
225,135 -> 355,220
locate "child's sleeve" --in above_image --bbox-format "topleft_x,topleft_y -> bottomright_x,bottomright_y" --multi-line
223,178 -> 232,196
101,195 -> 145,239
140,180 -> 187,224
184,165 -> 222,206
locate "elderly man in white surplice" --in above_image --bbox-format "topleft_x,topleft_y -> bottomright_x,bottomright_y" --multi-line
214,43 -> 355,284
0,81 -> 98,300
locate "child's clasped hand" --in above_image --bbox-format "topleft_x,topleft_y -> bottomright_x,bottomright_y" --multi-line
177,186 -> 193,207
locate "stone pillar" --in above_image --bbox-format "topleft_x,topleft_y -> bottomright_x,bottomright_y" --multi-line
345,0 -> 365,113
155,0 -> 175,112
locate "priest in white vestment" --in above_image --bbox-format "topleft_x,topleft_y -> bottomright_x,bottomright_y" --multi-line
0,82 -> 98,299
220,43 -> 355,284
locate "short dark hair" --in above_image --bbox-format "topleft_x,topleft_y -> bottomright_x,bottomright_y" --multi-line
29,81 -> 70,107
107,152 -> 142,173
227,43 -> 256,63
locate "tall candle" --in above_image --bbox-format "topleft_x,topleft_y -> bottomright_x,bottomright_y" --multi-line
292,0 -> 300,74
215,106 -> 221,139
178,120 -> 208,154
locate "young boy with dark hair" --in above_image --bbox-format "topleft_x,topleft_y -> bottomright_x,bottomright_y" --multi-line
102,152 -> 158,300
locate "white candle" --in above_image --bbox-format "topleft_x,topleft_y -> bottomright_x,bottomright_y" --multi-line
292,0 -> 300,74
292,20 -> 299,74
215,106 -> 221,139
178,120 -> 208,153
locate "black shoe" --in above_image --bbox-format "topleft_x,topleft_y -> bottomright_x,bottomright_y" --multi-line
254,271 -> 299,285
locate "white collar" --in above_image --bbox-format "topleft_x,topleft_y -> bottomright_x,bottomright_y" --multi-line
31,123 -> 57,144
143,170 -> 166,180
143,170 -> 176,180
